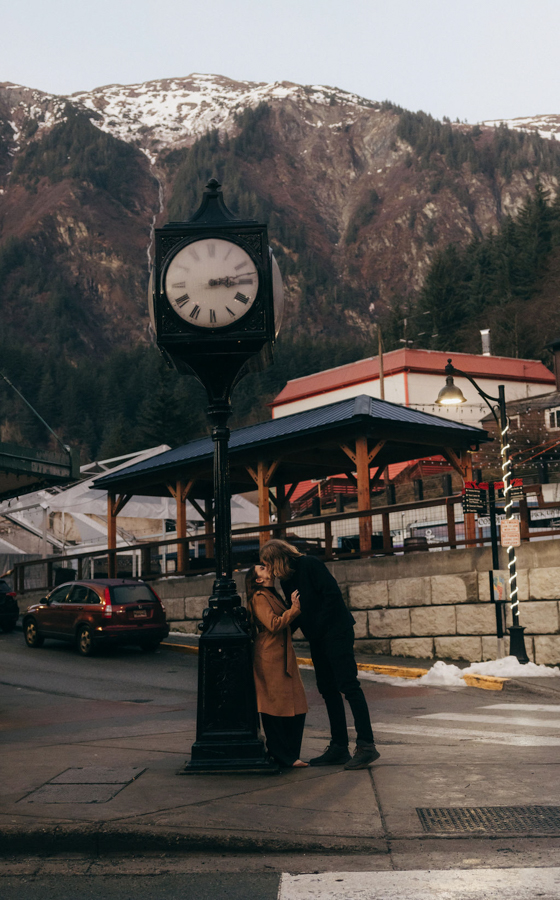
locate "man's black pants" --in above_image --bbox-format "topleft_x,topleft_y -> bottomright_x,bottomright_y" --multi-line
309,626 -> 374,747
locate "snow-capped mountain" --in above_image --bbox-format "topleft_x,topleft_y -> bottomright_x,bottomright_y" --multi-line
1,73 -> 374,162
1,72 -> 559,360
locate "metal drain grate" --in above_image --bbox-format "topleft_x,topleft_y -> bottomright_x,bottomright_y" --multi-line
417,806 -> 560,834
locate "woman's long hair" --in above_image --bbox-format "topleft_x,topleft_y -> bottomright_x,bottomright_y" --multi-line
245,565 -> 262,605
260,539 -> 302,580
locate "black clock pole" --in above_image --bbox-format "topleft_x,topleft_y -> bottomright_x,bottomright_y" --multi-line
184,378 -> 277,774
150,179 -> 280,774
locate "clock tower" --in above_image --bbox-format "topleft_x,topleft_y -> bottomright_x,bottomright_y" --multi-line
150,179 -> 283,774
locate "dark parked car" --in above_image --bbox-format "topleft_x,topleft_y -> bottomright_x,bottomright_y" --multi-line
23,579 -> 169,656
0,579 -> 19,632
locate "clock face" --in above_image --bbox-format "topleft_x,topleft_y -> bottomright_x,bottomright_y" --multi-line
163,237 -> 260,329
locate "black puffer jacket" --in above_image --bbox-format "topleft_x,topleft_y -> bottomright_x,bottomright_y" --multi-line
280,555 -> 355,640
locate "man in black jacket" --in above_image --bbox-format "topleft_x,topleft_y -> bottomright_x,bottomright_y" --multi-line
260,539 -> 379,769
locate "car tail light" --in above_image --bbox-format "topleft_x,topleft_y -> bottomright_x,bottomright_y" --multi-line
149,586 -> 165,612
102,587 -> 113,618
6,592 -> 16,598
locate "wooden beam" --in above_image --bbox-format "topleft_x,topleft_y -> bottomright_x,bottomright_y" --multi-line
442,447 -> 466,478
190,498 -> 211,521
460,449 -> 476,547
175,478 -> 189,574
285,482 -> 299,504
371,466 -> 385,489
355,435 -> 372,555
257,460 -> 271,547
367,440 -> 386,465
111,493 -> 132,518
340,444 -> 356,465
264,458 -> 281,487
245,465 -> 258,485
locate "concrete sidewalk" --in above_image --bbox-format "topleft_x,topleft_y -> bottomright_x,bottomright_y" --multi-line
3,630 -> 560,859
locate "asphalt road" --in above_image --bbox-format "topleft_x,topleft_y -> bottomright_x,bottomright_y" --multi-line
3,631 -> 560,899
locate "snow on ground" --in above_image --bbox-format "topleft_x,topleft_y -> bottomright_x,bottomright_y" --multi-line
357,656 -> 560,689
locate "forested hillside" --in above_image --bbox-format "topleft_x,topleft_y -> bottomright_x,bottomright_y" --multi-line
1,75 -> 560,462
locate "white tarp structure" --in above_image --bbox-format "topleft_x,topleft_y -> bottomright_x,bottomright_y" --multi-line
0,445 -> 259,555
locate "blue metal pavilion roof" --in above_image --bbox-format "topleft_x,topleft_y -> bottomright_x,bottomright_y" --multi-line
94,394 -> 488,493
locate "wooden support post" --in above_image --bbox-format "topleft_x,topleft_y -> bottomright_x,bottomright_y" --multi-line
355,435 -> 372,555
77,557 -> 83,580
168,478 -> 194,575
460,449 -> 476,547
257,460 -> 271,547
47,560 -> 53,589
446,500 -> 457,549
107,491 -> 131,579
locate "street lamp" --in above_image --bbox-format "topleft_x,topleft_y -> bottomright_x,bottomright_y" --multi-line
436,359 -> 529,664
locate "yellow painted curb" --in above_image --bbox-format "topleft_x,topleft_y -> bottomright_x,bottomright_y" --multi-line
162,642 -> 509,691
462,673 -> 507,691
161,642 -> 199,655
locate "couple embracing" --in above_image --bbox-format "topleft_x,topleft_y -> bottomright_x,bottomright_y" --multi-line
245,539 -> 380,770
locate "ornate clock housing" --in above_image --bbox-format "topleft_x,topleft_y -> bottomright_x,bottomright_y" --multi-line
150,180 -> 280,400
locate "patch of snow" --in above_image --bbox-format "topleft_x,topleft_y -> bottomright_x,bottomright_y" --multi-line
483,113 -> 560,141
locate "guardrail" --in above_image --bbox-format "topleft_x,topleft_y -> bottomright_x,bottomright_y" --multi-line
8,486 -> 560,593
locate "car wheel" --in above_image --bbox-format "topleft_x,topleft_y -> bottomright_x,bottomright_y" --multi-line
140,641 -> 160,653
24,619 -> 44,648
77,625 -> 95,657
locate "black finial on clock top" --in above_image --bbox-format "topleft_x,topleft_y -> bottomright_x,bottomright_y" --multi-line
165,177 -> 257,229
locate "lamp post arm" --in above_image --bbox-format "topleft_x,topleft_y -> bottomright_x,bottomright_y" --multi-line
446,363 -> 500,426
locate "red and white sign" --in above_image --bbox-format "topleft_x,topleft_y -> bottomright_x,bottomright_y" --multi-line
500,518 -> 521,548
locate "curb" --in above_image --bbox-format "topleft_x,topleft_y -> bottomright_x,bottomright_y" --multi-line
0,824 -> 388,857
161,642 -> 507,691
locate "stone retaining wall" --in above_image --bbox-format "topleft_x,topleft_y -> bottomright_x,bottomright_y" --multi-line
17,538 -> 560,664
152,539 -> 560,664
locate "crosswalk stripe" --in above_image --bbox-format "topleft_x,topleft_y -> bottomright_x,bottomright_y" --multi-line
278,867 -> 560,899
371,721 -> 560,746
483,703 -> 560,712
417,712 -> 560,729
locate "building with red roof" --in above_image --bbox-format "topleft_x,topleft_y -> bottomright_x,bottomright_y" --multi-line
271,348 -> 555,428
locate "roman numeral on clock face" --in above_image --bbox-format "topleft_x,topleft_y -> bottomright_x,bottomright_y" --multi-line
226,307 -> 236,317
234,292 -> 249,305
171,281 -> 186,288
209,309 -> 217,324
189,305 -> 201,320
174,292 -> 190,307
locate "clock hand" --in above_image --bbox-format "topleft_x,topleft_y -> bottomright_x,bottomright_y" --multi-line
208,272 -> 257,288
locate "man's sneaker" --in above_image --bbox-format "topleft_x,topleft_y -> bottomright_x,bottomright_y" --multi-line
344,742 -> 380,770
309,742 -> 351,766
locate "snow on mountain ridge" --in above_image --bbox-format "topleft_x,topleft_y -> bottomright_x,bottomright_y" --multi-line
69,73 -> 375,156
482,113 -> 560,141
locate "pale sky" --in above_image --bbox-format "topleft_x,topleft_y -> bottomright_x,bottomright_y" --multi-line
1,0 -> 558,123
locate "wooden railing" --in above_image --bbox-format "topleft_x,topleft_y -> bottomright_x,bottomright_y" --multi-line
9,487 -> 560,593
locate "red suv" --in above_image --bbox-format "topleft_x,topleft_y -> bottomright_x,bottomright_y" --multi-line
23,579 -> 169,656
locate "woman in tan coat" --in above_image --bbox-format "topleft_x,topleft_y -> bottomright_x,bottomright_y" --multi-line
246,563 -> 308,768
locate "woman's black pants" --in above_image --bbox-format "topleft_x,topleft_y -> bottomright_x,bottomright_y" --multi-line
309,626 -> 374,747
261,712 -> 306,766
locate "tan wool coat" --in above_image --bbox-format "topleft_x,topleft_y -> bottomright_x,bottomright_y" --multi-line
250,588 -> 308,717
